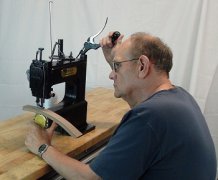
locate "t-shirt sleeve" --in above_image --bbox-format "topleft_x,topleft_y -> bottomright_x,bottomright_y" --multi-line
89,110 -> 160,180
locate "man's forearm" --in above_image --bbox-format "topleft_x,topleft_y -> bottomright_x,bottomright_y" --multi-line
42,146 -> 100,180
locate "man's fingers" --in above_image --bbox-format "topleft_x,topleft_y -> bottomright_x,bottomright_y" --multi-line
116,34 -> 124,45
100,36 -> 113,48
100,32 -> 123,48
46,121 -> 57,135
50,122 -> 58,131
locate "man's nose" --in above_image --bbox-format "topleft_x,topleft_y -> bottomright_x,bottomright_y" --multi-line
109,70 -> 116,80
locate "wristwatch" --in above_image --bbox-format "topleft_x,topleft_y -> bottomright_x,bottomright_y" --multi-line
38,144 -> 49,158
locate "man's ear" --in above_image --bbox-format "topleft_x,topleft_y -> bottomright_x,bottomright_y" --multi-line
138,55 -> 150,78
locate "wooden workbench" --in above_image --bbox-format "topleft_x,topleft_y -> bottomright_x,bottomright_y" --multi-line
0,88 -> 129,179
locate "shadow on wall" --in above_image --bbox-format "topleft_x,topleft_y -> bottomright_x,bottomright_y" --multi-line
204,65 -> 218,178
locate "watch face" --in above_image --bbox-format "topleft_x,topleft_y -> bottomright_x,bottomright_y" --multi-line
39,144 -> 47,152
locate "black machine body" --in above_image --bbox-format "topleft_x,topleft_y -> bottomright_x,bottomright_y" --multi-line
29,39 -> 95,135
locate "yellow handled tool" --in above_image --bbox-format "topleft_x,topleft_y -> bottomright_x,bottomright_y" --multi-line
34,114 -> 49,129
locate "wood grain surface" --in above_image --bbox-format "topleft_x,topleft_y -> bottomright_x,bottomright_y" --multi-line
0,87 -> 129,179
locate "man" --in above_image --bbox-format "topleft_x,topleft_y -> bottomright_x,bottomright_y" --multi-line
25,32 -> 217,180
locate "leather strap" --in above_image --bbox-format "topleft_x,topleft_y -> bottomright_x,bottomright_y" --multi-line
23,105 -> 82,138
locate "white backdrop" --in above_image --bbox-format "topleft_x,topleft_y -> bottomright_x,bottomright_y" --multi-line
0,0 -> 218,120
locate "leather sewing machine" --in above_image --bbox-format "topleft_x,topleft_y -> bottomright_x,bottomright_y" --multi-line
24,18 -> 119,136
24,16 -> 120,136
28,39 -> 94,135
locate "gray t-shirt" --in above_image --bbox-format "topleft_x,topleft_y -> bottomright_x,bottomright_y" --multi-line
90,87 -> 217,180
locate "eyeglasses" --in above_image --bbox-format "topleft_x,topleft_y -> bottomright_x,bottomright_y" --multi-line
112,58 -> 139,72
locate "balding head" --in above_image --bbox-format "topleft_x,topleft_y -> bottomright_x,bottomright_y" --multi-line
128,32 -> 173,77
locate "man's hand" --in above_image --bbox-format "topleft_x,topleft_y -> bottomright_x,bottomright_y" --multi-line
25,122 -> 57,155
100,31 -> 124,65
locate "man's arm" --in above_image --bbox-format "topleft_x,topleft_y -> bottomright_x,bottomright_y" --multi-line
42,145 -> 100,180
25,123 -> 101,180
